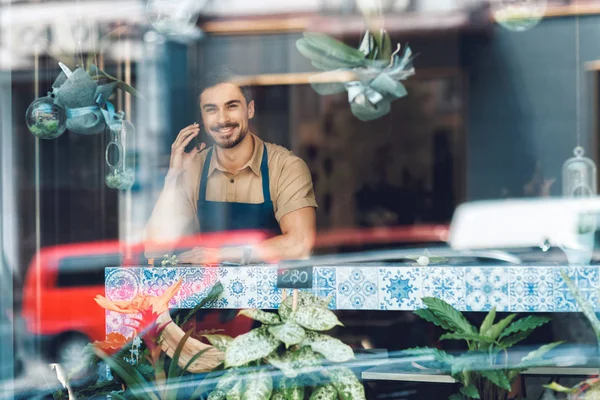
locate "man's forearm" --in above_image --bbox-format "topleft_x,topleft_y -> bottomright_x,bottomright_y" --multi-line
218,232 -> 313,263
145,172 -> 193,254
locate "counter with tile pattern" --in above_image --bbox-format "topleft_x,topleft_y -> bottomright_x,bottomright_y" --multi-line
105,265 -> 596,336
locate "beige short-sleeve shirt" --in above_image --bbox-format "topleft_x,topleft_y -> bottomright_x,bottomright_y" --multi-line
178,134 -> 317,232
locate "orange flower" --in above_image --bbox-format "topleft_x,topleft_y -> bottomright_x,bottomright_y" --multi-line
95,279 -> 183,315
93,332 -> 131,356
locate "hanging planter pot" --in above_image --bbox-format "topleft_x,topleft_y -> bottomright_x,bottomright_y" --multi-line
296,30 -> 415,121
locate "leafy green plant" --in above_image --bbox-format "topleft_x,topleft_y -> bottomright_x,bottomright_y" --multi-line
544,271 -> 600,398
200,292 -> 366,400
412,297 -> 562,400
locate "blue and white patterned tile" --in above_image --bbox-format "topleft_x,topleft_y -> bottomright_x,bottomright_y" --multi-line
176,267 -> 220,308
554,288 -> 578,311
253,266 -> 283,309
105,267 -> 141,301
554,267 -> 576,291
378,267 -> 422,310
578,290 -> 599,312
422,267 -> 465,309
509,267 -> 554,311
465,267 -> 509,311
575,266 -> 600,290
336,267 -> 378,310
141,267 -> 179,294
553,267 -> 582,312
140,267 -> 180,308
315,267 -> 337,309
216,266 -> 258,309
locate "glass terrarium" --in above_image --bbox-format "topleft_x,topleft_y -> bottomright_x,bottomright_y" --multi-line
25,95 -> 67,139
490,0 -> 547,32
562,146 -> 597,197
105,120 -> 136,190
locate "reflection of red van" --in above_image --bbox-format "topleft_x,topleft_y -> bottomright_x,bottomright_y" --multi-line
21,231 -> 268,367
21,225 -> 448,367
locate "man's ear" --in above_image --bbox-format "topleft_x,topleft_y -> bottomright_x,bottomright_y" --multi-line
247,100 -> 255,119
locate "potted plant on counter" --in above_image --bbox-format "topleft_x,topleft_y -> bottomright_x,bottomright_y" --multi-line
201,292 -> 366,400
408,297 -> 562,400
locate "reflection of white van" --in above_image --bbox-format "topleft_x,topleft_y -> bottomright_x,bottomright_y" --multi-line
449,197 -> 600,264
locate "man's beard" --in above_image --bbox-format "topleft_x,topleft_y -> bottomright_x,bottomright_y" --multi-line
212,124 -> 248,149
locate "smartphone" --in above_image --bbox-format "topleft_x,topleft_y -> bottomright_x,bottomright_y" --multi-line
184,121 -> 210,153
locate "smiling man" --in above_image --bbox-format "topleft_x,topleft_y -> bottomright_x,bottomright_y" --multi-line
145,71 -> 317,264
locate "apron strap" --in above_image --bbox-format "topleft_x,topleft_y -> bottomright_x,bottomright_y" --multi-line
199,147 -> 214,201
260,144 -> 271,203
199,144 -> 270,202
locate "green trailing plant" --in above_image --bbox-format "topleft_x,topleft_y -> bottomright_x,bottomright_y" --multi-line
200,292 -> 366,400
412,297 -> 562,400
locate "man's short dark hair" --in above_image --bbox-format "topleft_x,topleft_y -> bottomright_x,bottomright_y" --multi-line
198,69 -> 253,106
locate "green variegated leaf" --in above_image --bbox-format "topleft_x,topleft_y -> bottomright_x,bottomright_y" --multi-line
268,346 -> 322,378
227,380 -> 243,400
208,389 -> 227,400
498,315 -> 550,339
479,307 -> 496,336
279,378 -> 305,400
203,334 -> 234,352
279,292 -> 326,321
309,384 -> 338,399
291,346 -> 323,369
329,367 -> 366,400
216,370 -> 241,393
278,296 -> 292,321
307,333 -> 354,362
421,297 -> 476,334
268,321 -> 306,348
292,306 -> 342,331
460,384 -> 480,399
225,327 -> 280,368
270,389 -> 286,400
267,353 -> 298,378
479,369 -> 511,391
484,314 -> 517,341
239,309 -> 281,325
439,332 -> 495,344
448,394 -> 464,400
242,370 -> 273,400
